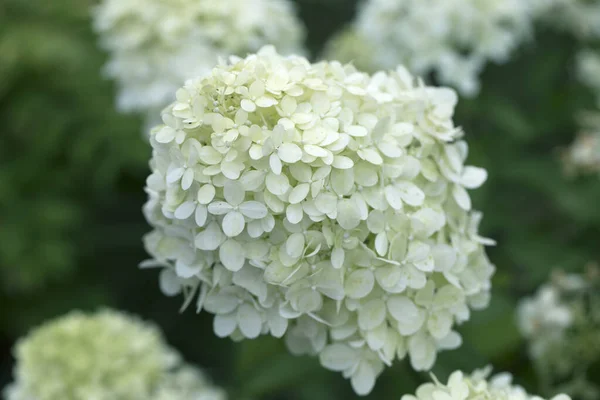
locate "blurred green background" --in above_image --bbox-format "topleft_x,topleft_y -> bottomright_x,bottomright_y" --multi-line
0,0 -> 599,398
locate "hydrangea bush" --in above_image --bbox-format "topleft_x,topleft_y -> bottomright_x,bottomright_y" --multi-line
93,0 -> 305,117
3,309 -> 226,400
402,367 -> 571,400
517,267 -> 600,399
333,0 -> 535,96
142,46 -> 494,395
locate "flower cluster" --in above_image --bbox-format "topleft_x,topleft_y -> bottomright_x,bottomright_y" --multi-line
402,367 -> 571,400
93,0 -> 305,117
517,267 -> 600,399
142,46 -> 494,395
3,310 -> 225,400
341,0 -> 534,96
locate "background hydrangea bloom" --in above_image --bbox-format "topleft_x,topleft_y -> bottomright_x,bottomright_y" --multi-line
142,46 -> 494,395
517,267 -> 600,399
562,50 -> 600,176
3,309 -> 226,400
530,0 -> 600,39
402,367 -> 571,400
333,0 -> 535,96
92,0 -> 305,118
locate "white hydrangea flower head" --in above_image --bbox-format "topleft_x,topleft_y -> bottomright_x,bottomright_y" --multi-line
3,309 -> 225,400
352,0 -> 534,96
93,0 -> 305,114
142,46 -> 495,396
402,367 -> 571,400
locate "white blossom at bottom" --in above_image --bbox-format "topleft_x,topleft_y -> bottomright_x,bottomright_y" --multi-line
402,367 -> 571,400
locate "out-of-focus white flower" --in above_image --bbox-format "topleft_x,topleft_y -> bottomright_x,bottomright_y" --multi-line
563,131 -> 600,175
530,0 -> 600,39
142,46 -> 494,396
341,0 -> 534,96
562,50 -> 600,176
517,268 -> 600,399
517,285 -> 573,359
578,50 -> 600,96
3,309 -> 226,400
402,367 -> 571,400
92,0 -> 305,117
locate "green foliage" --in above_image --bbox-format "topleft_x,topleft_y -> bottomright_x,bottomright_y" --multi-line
1,0 -> 599,399
0,0 -> 147,294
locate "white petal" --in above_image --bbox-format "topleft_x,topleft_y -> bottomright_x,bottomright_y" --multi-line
461,166 -> 487,189
237,303 -> 262,339
304,144 -> 329,157
239,201 -> 268,219
222,211 -> 245,237
385,185 -> 403,210
375,232 -> 389,256
208,201 -> 234,215
159,269 -> 181,296
240,170 -> 266,191
166,167 -> 185,184
347,125 -> 368,137
195,222 -> 224,251
267,310 -> 288,338
219,239 -> 246,271
286,232 -> 305,259
452,184 -> 471,210
331,247 -> 345,269
270,153 -> 282,175
266,172 -> 290,195
319,344 -> 358,372
224,180 -> 245,206
397,181 -> 425,206
427,310 -> 453,339
155,126 -> 176,143
345,269 -> 375,299
289,163 -> 312,182
195,205 -> 208,226
241,99 -> 256,112
337,198 -> 361,230
221,161 -> 244,180
351,362 -> 376,396
198,146 -> 222,165
278,143 -> 303,163
332,156 -> 354,169
175,261 -> 201,279
358,148 -> 383,165
286,203 -> 304,224
358,299 -> 386,330
331,168 -> 354,196
181,169 -> 194,190
174,201 -> 196,219
408,333 -> 436,371
289,183 -> 310,204
214,313 -> 237,338
197,184 -> 216,204
314,192 -> 338,214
